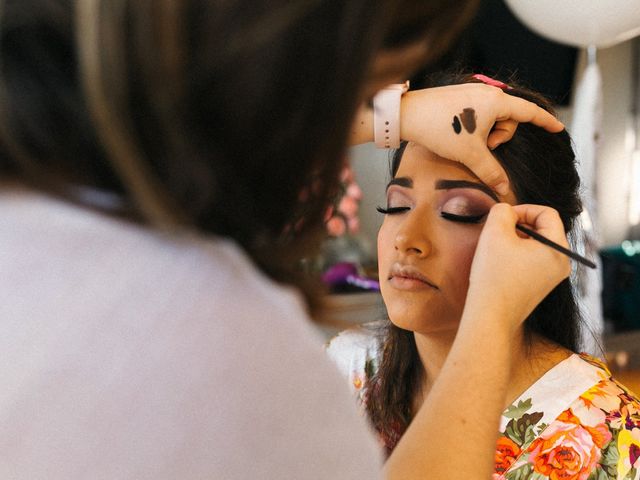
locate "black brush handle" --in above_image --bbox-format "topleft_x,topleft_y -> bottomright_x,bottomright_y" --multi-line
516,224 -> 597,269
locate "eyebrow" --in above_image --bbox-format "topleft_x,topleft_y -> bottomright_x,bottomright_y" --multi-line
386,177 -> 499,202
386,177 -> 413,190
435,179 -> 499,202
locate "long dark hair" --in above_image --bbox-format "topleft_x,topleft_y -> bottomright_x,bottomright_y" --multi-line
0,0 -> 477,315
366,72 -> 583,453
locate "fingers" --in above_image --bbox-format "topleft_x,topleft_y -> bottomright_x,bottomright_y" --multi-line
484,203 -> 518,233
511,204 -> 569,246
498,95 -> 564,133
487,120 -> 518,150
462,148 -> 510,196
485,203 -> 568,245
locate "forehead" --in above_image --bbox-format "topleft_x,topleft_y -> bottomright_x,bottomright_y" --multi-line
396,142 -> 478,182
395,142 -> 518,204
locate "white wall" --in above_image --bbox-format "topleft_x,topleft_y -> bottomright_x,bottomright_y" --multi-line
350,39 -> 638,257
349,143 -> 388,257
588,40 -> 636,245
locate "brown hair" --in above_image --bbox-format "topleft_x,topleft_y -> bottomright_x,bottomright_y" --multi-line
0,0 -> 477,313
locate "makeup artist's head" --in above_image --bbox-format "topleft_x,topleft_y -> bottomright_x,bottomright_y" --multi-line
0,0 -> 477,312
379,73 -> 582,348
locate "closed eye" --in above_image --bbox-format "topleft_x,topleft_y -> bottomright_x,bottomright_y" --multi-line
376,206 -> 410,215
440,211 -> 486,224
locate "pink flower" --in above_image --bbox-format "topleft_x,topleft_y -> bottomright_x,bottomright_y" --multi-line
527,410 -> 611,480
325,163 -> 361,236
347,216 -> 360,234
338,195 -> 358,220
326,216 -> 347,237
346,182 -> 363,200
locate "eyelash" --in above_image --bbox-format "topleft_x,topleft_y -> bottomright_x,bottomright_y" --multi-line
376,206 -> 410,215
440,212 -> 487,224
377,205 -> 488,227
377,207 -> 486,225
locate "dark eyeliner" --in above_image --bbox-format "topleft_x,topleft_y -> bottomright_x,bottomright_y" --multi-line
376,206 -> 410,215
440,211 -> 486,224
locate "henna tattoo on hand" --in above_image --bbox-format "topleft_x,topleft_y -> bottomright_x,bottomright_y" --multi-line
452,116 -> 462,134
460,108 -> 477,133
451,108 -> 478,135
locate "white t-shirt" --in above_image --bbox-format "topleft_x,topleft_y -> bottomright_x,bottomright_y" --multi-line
0,188 -> 382,479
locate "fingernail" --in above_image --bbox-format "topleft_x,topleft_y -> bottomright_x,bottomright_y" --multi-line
495,182 -> 509,196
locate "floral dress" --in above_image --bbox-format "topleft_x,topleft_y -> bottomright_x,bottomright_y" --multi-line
326,327 -> 640,480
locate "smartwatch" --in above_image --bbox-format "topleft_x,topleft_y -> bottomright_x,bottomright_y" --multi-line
373,81 -> 409,149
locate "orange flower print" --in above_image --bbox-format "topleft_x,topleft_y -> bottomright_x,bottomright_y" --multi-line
527,410 -> 612,480
495,436 -> 521,475
581,380 -> 624,413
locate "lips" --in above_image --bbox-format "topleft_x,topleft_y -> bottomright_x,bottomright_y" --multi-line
388,263 -> 438,289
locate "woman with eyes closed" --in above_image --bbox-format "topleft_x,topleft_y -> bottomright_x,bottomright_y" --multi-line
328,74 -> 640,480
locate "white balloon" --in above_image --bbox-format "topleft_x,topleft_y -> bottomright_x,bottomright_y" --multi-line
504,0 -> 640,48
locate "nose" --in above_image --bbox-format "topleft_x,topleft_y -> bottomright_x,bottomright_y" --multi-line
394,211 -> 432,258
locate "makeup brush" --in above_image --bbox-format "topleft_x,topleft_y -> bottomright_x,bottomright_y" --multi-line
515,224 -> 596,269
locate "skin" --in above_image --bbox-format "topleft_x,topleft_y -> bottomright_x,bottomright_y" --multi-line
377,142 -> 572,426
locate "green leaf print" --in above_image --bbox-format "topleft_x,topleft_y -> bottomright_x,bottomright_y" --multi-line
589,466 -> 611,480
505,463 -> 534,480
623,467 -> 637,480
505,412 -> 544,447
600,463 -> 617,479
523,427 -> 537,445
529,474 -> 547,480
505,419 -> 523,445
601,438 -> 619,468
522,413 -> 544,445
504,398 -> 533,419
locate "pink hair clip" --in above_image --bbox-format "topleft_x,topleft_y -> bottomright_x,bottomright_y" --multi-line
472,74 -> 512,90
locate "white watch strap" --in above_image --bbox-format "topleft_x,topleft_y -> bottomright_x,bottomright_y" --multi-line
373,81 -> 409,149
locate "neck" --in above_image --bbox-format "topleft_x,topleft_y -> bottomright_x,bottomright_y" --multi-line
413,329 -> 459,395
412,326 -> 572,413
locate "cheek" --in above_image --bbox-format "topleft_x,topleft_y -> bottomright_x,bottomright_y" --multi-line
377,223 -> 394,276
377,223 -> 400,313
444,233 -> 480,300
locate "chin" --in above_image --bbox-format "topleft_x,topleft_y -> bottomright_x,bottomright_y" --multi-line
386,309 -> 456,335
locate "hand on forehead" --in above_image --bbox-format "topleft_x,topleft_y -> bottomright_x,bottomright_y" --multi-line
399,142 -> 518,205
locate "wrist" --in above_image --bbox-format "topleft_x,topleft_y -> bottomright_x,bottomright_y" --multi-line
459,291 -> 518,339
399,89 -> 431,146
399,90 -> 414,144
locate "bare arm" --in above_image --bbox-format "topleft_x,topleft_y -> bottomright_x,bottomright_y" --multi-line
350,85 -> 564,196
384,306 -> 514,479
